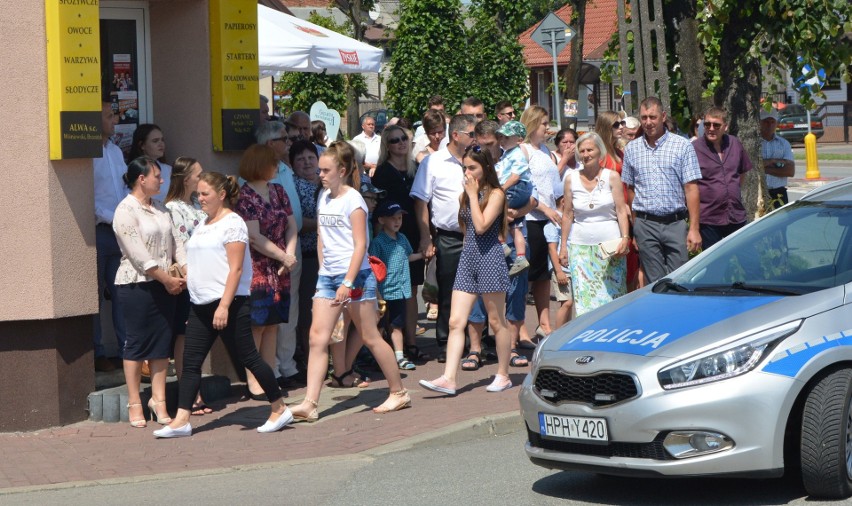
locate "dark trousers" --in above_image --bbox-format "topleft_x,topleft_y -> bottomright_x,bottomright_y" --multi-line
94,224 -> 125,358
768,187 -> 788,210
179,296 -> 281,411
435,229 -> 463,346
699,222 -> 745,250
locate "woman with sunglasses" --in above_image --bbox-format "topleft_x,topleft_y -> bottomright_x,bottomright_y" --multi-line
595,111 -> 625,173
420,146 -> 513,395
371,125 -> 428,360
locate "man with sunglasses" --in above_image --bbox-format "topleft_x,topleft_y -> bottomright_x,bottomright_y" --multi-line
692,106 -> 752,249
494,100 -> 516,126
410,114 -> 477,361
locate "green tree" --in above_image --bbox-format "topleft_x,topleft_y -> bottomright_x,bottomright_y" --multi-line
274,12 -> 367,118
465,0 -> 531,113
696,0 -> 852,218
386,0 -> 468,121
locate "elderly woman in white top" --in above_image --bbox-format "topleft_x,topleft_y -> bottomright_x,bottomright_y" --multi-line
113,156 -> 186,428
559,132 -> 631,315
165,156 -> 211,415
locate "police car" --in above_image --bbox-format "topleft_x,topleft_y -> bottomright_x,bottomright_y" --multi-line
520,178 -> 852,499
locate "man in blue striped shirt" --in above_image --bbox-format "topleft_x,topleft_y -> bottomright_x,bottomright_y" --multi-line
622,97 -> 702,283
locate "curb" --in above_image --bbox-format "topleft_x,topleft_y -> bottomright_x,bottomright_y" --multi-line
0,411 -> 523,496
363,411 -> 523,456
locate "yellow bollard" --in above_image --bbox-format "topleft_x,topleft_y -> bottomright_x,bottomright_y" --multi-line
804,131 -> 821,179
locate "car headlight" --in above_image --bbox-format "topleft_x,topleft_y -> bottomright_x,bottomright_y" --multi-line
658,320 -> 801,390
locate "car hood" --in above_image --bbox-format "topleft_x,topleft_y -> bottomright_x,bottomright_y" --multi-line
541,287 -> 845,359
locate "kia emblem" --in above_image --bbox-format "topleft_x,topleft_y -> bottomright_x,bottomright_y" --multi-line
576,356 -> 595,365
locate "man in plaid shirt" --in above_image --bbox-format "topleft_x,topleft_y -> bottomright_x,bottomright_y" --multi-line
621,97 -> 702,283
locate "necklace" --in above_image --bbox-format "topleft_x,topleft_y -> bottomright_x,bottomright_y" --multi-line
581,168 -> 604,209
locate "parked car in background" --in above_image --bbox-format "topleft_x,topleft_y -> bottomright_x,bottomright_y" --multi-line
358,108 -> 397,135
776,104 -> 824,143
521,177 -> 852,499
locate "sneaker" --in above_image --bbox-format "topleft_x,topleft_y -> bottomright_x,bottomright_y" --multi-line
508,256 -> 530,277
486,374 -> 513,392
502,243 -> 512,257
397,356 -> 416,370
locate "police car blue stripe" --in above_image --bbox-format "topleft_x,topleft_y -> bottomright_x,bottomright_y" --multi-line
762,330 -> 852,377
558,294 -> 780,356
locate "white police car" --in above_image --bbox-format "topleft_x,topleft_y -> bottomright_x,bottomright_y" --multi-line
520,178 -> 852,499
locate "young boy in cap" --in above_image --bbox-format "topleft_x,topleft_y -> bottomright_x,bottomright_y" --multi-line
495,120 -> 533,276
369,200 -> 424,369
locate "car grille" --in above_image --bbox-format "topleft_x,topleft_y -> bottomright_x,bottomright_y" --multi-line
528,429 -> 674,460
533,369 -> 639,406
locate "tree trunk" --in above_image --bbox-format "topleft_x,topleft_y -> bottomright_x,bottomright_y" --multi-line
663,0 -> 710,116
338,0 -> 364,137
715,15 -> 766,221
562,1 -> 586,127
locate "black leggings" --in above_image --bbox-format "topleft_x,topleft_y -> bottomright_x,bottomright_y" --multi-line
178,296 -> 281,410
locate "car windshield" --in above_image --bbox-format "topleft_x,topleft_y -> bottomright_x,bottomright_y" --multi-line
781,105 -> 806,117
658,200 -> 852,295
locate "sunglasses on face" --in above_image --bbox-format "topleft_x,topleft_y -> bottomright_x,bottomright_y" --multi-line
705,121 -> 725,130
499,110 -> 516,117
387,135 -> 408,145
456,130 -> 475,138
612,121 -> 626,129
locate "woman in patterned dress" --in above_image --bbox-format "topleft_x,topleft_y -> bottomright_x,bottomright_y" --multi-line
559,132 -> 631,315
235,145 -> 298,399
420,146 -> 513,395
165,156 -> 211,414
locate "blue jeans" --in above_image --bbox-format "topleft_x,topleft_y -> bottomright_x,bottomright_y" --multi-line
314,268 -> 377,301
94,224 -> 126,358
506,180 -> 533,227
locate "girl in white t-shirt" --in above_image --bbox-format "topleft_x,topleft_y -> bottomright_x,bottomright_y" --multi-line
289,141 -> 410,422
153,173 -> 293,438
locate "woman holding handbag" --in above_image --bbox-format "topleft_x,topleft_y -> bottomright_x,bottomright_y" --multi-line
113,156 -> 186,428
559,132 -> 631,315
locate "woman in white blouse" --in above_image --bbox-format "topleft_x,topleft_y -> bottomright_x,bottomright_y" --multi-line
113,157 -> 186,428
154,173 -> 292,438
164,157 -> 210,415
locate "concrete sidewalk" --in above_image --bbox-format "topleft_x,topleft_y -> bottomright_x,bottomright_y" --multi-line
0,305 -> 548,492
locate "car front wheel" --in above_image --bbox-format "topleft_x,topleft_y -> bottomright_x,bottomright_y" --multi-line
801,368 -> 852,499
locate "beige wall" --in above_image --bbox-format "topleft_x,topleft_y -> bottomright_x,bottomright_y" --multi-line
0,1 -> 98,321
150,0 -> 243,176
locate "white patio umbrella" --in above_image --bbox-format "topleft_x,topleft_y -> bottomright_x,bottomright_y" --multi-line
258,5 -> 383,75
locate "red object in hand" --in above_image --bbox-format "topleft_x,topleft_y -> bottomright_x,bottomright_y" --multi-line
350,288 -> 364,300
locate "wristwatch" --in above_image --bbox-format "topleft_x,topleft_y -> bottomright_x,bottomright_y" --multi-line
774,161 -> 785,168
342,279 -> 354,289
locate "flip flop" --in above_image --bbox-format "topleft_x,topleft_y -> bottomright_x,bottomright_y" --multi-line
191,403 -> 214,416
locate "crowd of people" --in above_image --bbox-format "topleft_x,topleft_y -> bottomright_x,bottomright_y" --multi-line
91,91 -> 794,437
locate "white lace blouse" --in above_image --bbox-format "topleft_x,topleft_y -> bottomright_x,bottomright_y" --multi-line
113,195 -> 187,285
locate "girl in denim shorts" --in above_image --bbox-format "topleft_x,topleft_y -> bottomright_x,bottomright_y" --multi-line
288,141 -> 410,422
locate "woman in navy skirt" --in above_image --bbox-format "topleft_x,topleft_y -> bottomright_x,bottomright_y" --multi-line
113,157 -> 186,428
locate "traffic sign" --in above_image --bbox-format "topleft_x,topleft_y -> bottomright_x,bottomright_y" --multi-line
531,12 -> 574,55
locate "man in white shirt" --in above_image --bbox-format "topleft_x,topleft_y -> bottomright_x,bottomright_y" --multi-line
93,100 -> 129,372
410,114 -> 476,359
255,121 -> 305,387
760,110 -> 795,210
351,116 -> 381,174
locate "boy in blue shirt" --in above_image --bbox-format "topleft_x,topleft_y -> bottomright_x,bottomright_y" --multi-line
369,201 -> 424,370
495,120 -> 533,276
